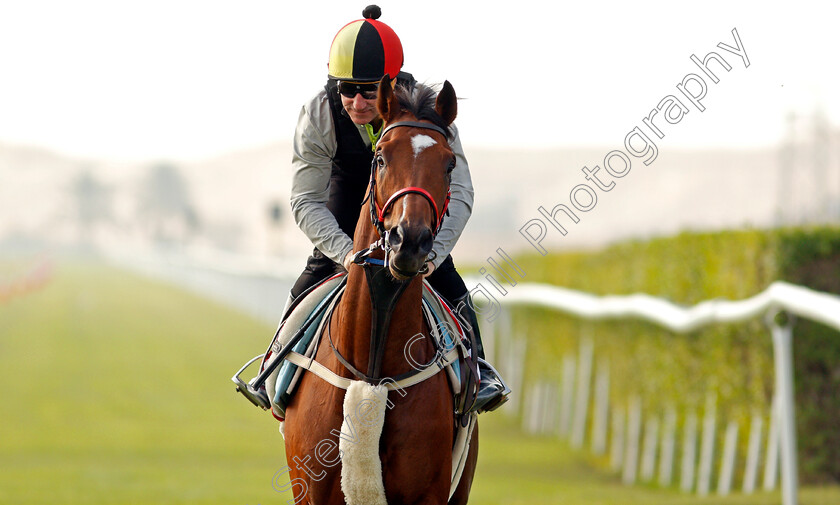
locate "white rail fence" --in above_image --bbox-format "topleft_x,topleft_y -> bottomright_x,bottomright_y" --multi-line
476,280 -> 840,505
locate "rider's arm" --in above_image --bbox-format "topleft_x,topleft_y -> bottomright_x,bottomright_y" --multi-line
430,124 -> 474,269
289,92 -> 354,265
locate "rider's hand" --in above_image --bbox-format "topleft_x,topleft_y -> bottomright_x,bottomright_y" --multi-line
422,261 -> 436,278
343,251 -> 354,272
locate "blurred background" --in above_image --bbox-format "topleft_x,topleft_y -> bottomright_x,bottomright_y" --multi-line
2,1 -> 840,504
3,0 -> 840,271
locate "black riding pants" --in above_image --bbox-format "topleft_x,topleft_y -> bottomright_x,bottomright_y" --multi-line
290,248 -> 468,306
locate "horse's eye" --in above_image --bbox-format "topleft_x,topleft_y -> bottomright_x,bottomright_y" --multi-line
376,154 -> 386,169
446,158 -> 456,174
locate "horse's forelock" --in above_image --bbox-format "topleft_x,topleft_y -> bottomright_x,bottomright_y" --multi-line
394,84 -> 454,140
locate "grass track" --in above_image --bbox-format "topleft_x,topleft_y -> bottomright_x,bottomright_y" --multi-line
1,261 -> 837,504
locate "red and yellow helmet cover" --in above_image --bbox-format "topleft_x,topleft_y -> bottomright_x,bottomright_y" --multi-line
328,16 -> 403,82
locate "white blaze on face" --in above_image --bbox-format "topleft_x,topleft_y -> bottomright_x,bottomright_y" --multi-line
410,133 -> 437,158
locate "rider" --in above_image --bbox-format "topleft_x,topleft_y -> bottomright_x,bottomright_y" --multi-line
288,5 -> 507,413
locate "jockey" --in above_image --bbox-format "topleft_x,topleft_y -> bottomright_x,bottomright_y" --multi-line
288,5 -> 508,413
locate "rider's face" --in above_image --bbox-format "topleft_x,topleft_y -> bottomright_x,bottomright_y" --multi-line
340,92 -> 380,125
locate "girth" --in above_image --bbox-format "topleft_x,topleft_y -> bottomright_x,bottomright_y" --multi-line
305,261 -> 461,391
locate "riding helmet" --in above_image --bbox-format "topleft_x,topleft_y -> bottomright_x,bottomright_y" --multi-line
327,5 -> 403,82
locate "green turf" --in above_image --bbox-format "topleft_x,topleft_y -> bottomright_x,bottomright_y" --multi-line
473,415 -> 839,505
0,261 -> 287,504
0,260 -> 837,504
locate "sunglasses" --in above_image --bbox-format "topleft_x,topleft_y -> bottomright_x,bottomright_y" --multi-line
337,81 -> 379,100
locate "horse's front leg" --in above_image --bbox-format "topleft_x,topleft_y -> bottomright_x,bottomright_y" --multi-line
283,374 -> 346,505
381,379 -> 454,504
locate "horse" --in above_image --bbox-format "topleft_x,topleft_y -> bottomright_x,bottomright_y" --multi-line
281,76 -> 479,505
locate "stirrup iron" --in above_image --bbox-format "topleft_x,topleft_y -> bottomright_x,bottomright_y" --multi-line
232,354 -> 270,410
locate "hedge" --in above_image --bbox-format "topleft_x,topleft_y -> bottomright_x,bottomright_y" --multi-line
496,227 -> 840,484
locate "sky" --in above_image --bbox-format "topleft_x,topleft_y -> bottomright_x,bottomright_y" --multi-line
1,0 -> 837,162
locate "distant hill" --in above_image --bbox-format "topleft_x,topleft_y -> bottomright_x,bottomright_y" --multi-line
463,145 -> 781,259
0,139 -> 787,264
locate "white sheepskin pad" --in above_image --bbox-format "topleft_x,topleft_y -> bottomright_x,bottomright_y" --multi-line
339,380 -> 388,505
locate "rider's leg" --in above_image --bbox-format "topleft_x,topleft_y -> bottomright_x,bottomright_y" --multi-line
291,248 -> 345,299
451,292 -> 510,413
426,256 -> 510,413
284,248 -> 346,320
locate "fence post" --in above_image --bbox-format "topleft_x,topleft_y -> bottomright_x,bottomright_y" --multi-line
523,382 -> 543,434
506,336 -> 527,416
610,404 -> 625,472
763,394 -> 780,491
571,338 -> 594,448
717,420 -> 739,496
697,392 -> 718,496
541,382 -> 558,434
768,311 -> 799,505
559,355 -> 576,437
680,410 -> 698,493
640,413 -> 660,481
743,411 -> 763,494
622,396 -> 642,485
484,307 -> 497,364
658,406 -> 677,487
591,361 -> 610,455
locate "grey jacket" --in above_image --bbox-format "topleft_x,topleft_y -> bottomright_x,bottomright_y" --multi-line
289,88 -> 474,269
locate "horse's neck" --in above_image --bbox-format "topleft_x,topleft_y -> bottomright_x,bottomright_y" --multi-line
332,215 -> 430,380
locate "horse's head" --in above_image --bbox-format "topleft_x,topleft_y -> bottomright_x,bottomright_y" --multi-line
368,76 -> 458,280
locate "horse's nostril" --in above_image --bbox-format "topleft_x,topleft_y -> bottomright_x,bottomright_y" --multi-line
389,224 -> 433,257
388,226 -> 403,249
418,228 -> 433,255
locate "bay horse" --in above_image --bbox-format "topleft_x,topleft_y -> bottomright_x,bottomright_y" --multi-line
282,77 -> 478,505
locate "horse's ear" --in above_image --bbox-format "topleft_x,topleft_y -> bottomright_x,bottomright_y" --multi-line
435,81 -> 457,126
377,75 -> 400,124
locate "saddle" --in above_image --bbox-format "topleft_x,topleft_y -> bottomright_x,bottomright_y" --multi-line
262,273 -> 347,421
419,283 -> 481,417
255,275 -> 480,422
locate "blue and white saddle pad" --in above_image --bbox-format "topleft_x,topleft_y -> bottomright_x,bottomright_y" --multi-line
262,275 -> 468,420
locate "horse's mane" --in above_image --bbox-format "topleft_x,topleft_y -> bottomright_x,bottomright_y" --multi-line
394,83 -> 454,140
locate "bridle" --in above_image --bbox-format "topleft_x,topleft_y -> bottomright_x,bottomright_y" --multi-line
369,120 -> 452,237
353,120 -> 452,273
328,119 -> 456,382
